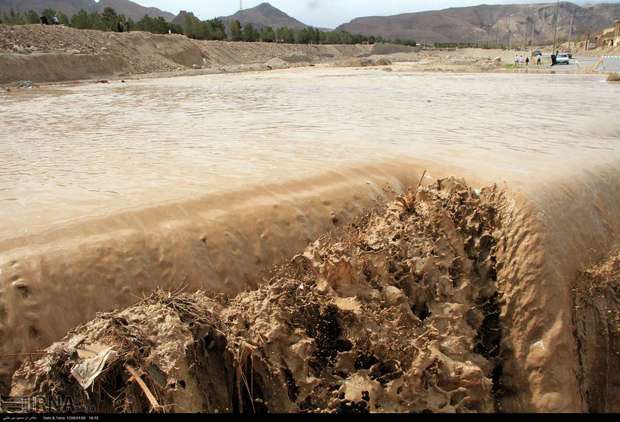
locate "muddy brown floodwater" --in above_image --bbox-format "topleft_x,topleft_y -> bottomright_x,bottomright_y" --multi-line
1,68 -> 619,238
1,67 -> 620,413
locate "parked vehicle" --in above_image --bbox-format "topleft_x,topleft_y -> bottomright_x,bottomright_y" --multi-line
556,53 -> 570,65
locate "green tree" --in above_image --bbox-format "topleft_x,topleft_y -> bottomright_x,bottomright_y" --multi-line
181,15 -> 226,40
182,13 -> 206,39
41,8 -> 57,22
340,31 -> 354,44
71,10 -> 95,29
275,27 -> 294,43
206,19 -> 226,40
11,9 -> 25,24
260,26 -> 275,42
59,13 -> 70,25
26,10 -> 39,24
311,27 -> 321,44
229,20 -> 242,41
294,28 -> 312,44
242,23 -> 259,42
135,15 -> 179,34
101,6 -> 119,31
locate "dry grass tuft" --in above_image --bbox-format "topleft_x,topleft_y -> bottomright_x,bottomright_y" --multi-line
607,73 -> 620,82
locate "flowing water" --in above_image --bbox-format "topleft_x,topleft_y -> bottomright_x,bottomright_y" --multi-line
1,67 -> 619,239
2,67 -> 620,403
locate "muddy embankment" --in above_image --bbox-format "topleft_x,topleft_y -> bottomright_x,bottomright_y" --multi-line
0,163 -> 423,395
3,160 -> 620,413
10,178 -> 503,413
0,25 -> 415,85
574,251 -> 620,412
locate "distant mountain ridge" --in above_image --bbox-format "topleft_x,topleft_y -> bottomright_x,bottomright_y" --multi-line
218,2 -> 307,30
2,1 -> 619,45
0,0 -> 175,21
336,2 -> 620,44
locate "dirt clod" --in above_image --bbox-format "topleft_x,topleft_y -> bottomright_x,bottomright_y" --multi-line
10,178 -> 502,413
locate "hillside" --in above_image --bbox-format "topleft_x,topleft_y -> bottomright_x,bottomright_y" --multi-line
172,10 -> 195,27
96,0 -> 174,21
0,0 -> 175,21
337,2 -> 620,44
220,2 -> 307,30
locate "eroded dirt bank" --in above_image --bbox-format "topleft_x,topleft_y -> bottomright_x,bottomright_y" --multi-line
10,178 -> 504,413
493,162 -> 620,412
6,166 -> 620,413
0,25 -> 414,84
0,162 -> 424,397
4,24 -> 602,86
574,252 -> 620,412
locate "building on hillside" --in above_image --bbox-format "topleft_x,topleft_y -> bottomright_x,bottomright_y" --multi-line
596,20 -> 620,48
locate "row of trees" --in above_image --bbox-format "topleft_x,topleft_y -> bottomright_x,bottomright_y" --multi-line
177,13 -> 417,46
0,7 -> 417,47
2,8 -> 69,25
219,22 -> 387,45
0,7 -> 181,34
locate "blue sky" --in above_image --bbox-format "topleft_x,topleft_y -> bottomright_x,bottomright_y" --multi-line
129,1 -> 601,28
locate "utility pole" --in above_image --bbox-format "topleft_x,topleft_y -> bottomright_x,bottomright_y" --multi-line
552,0 -> 560,54
240,1 -> 243,11
526,16 -> 535,48
496,25 -> 499,48
567,14 -> 574,51
507,15 -> 512,50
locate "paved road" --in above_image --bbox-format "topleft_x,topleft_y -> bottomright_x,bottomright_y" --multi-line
599,55 -> 620,73
546,55 -> 619,73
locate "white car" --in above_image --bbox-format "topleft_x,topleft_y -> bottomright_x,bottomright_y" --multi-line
556,53 -> 570,65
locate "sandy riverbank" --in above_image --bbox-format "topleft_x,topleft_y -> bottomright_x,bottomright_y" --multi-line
2,24 -> 609,87
0,24 -> 418,85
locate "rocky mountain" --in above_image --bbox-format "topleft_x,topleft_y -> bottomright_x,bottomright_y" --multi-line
0,0 -> 175,21
336,2 -> 620,45
172,10 -> 195,27
3,1 -> 618,45
220,2 -> 307,30
96,0 -> 174,21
